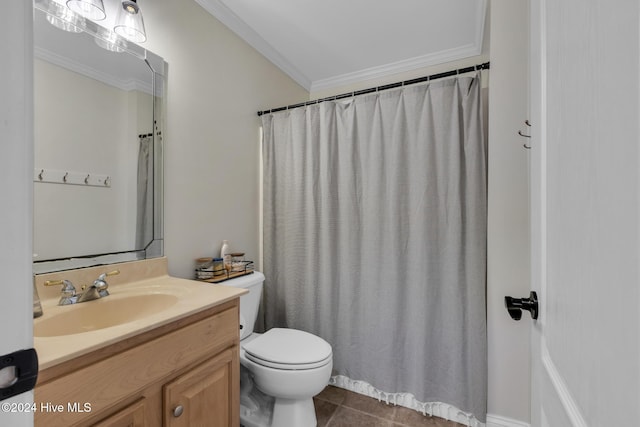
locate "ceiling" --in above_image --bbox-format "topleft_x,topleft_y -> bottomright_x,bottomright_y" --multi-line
195,0 -> 487,92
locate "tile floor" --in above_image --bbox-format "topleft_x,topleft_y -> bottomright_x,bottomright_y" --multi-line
313,386 -> 465,427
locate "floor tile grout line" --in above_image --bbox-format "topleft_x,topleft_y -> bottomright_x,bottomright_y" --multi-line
333,402 -> 412,426
316,395 -> 425,427
316,389 -> 458,427
323,404 -> 340,427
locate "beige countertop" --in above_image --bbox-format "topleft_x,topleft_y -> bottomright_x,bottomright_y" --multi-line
34,257 -> 246,370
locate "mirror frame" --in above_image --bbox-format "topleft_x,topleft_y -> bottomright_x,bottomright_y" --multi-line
33,0 -> 166,274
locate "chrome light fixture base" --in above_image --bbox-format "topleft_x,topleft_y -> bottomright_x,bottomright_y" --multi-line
46,7 -> 85,33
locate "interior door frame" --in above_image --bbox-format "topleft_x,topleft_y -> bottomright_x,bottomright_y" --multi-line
528,0 -> 546,423
0,1 -> 35,426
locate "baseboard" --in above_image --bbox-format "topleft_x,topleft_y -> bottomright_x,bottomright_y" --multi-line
486,414 -> 531,427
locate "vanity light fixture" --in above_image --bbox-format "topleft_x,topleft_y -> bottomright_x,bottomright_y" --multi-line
66,0 -> 106,21
95,29 -> 127,53
50,0 -> 147,45
46,6 -> 85,33
114,0 -> 147,43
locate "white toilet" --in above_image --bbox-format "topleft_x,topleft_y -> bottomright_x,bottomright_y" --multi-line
220,271 -> 333,427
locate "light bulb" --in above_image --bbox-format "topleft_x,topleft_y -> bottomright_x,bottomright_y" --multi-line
114,0 -> 147,43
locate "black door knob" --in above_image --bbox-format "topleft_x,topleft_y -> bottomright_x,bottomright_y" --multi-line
504,291 -> 538,320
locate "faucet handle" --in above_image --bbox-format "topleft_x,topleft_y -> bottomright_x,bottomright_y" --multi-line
97,270 -> 120,281
44,279 -> 77,305
44,279 -> 64,287
44,279 -> 76,295
90,270 -> 119,297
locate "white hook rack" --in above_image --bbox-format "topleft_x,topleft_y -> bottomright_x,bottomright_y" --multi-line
34,168 -> 111,188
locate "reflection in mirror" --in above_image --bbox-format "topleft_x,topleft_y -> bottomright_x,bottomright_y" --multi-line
33,0 -> 165,273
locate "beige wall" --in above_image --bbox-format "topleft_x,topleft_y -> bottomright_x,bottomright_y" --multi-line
140,0 -> 308,278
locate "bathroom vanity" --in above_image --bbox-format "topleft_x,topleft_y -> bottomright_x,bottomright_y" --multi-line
33,257 -> 246,426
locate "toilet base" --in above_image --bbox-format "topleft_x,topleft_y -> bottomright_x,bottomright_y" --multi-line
271,397 -> 317,427
240,367 -> 273,427
240,364 -> 320,427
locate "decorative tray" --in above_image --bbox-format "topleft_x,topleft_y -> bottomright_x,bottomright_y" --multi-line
195,261 -> 254,284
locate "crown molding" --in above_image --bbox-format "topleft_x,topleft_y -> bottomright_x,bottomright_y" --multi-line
309,43 -> 482,93
194,0 -> 311,90
35,46 -> 152,94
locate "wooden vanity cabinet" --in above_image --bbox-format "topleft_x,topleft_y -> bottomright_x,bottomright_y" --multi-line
93,398 -> 147,427
164,348 -> 236,426
34,299 -> 240,427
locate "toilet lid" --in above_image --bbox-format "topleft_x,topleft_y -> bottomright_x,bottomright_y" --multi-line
243,328 -> 332,368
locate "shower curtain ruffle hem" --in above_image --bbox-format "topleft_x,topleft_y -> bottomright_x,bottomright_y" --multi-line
330,375 -> 486,427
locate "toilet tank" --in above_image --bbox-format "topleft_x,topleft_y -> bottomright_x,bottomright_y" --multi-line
218,271 -> 264,340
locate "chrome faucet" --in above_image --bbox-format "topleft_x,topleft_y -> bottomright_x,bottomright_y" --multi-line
44,270 -> 120,306
77,270 -> 119,303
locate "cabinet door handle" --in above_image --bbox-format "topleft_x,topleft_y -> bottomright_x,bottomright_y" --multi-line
173,405 -> 184,417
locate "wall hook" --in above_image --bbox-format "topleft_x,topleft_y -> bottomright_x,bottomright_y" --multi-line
84,174 -> 90,184
38,170 -> 44,181
63,172 -> 68,183
518,123 -> 532,149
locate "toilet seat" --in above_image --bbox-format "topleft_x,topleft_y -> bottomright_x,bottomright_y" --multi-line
245,351 -> 332,370
243,328 -> 332,370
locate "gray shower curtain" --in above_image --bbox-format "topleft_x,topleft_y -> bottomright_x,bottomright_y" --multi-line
261,74 -> 487,422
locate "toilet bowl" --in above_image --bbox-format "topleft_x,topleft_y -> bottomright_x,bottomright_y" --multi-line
218,272 -> 333,427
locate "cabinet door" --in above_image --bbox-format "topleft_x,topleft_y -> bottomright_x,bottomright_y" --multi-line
164,348 -> 238,427
93,398 -> 147,427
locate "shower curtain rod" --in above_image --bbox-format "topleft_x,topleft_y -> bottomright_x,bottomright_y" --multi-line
257,61 -> 490,117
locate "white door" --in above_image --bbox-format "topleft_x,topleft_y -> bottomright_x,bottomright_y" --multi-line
529,0 -> 640,426
0,2 -> 35,426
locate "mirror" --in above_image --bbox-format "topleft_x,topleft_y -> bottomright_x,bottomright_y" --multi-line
33,0 -> 165,273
